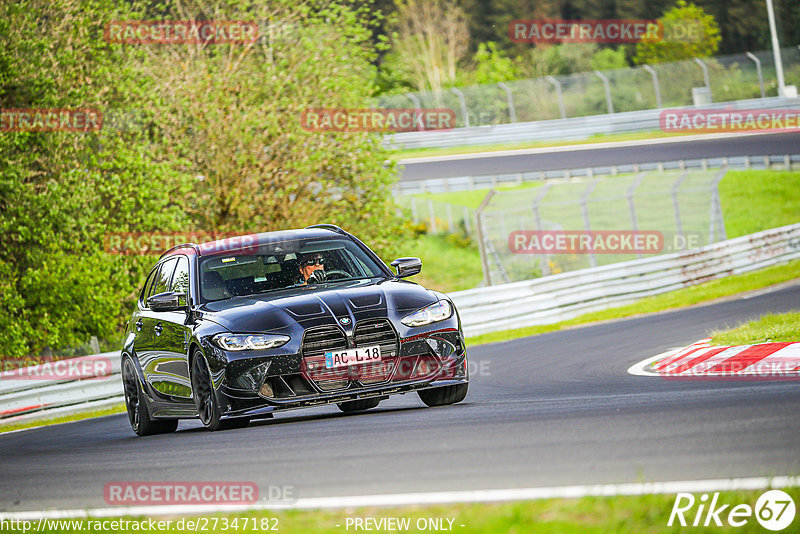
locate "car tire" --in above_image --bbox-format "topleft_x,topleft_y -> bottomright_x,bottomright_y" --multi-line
417,383 -> 468,407
122,357 -> 179,437
191,352 -> 228,431
337,398 -> 381,413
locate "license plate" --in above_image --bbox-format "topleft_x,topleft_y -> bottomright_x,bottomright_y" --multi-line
325,345 -> 382,369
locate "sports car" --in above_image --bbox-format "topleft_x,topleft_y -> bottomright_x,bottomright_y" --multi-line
121,224 -> 468,435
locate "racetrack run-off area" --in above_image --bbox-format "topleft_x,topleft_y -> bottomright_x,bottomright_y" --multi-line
2,283 -> 799,514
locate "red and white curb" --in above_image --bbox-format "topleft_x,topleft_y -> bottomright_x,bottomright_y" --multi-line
628,338 -> 800,379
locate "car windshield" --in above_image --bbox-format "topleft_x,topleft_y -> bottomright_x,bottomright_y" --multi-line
198,236 -> 386,301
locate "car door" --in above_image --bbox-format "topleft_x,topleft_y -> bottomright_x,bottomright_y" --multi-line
131,264 -> 160,384
151,255 -> 194,402
141,256 -> 177,398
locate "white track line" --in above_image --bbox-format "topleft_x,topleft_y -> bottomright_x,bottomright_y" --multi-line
397,131 -> 788,165
627,348 -> 683,377
2,476 -> 798,520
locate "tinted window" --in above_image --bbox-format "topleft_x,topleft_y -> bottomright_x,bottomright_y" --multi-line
170,256 -> 190,295
153,257 -> 177,296
140,267 -> 159,304
198,237 -> 385,301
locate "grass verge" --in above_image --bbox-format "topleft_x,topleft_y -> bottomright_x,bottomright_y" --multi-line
0,404 -> 125,434
466,260 -> 800,347
710,311 -> 800,346
14,487 -> 799,532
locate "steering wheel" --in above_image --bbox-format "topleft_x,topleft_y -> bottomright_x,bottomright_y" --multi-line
324,270 -> 350,280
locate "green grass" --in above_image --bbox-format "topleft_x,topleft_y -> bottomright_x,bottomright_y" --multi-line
466,259 -> 800,347
388,129 -> 703,162
711,311 -> 800,346
18,487 -> 799,532
719,170 -> 800,238
406,234 -> 482,293
0,404 -> 125,434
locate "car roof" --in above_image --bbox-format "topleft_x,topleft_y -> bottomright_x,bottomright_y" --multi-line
159,226 -> 350,259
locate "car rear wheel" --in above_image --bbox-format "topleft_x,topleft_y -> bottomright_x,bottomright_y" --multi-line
337,398 -> 381,413
418,383 -> 468,407
122,357 -> 178,436
191,353 -> 249,431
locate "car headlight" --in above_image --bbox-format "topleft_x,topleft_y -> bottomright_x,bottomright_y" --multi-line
212,333 -> 290,351
401,300 -> 453,327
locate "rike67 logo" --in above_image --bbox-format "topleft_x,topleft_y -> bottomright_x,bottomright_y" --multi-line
668,490 -> 796,530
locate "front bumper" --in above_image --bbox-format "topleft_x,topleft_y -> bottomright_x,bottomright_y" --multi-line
216,327 -> 468,419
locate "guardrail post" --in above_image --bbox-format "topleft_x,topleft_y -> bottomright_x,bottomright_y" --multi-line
497,82 -> 516,123
671,170 -> 689,241
427,198 -> 437,234
594,71 -> 614,114
581,180 -> 600,267
546,76 -> 567,119
746,52 -> 766,98
446,203 -> 454,232
463,206 -> 472,236
406,93 -> 424,131
450,87 -> 469,127
476,189 -> 496,286
626,172 -> 647,232
410,197 -> 418,223
642,65 -> 662,108
627,172 -> 647,258
694,58 -> 711,95
709,168 -> 728,242
532,183 -> 552,276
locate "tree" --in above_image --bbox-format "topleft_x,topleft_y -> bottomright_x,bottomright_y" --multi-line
0,0 -> 404,357
634,0 -> 721,64
387,0 -> 470,94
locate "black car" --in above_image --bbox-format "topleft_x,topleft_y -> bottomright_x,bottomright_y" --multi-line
121,225 -> 468,435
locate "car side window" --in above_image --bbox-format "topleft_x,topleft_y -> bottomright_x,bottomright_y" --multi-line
153,257 -> 178,296
170,256 -> 190,302
140,267 -> 159,305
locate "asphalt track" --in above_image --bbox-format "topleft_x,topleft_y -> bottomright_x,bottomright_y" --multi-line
399,131 -> 800,180
1,283 -> 799,513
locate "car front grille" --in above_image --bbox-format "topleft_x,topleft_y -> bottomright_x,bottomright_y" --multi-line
353,319 -> 398,385
301,326 -> 350,392
300,321 -> 401,392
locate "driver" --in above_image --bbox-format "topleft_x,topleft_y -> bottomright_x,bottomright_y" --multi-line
298,252 -> 326,284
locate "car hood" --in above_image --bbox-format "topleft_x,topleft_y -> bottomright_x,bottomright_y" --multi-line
197,278 -> 439,332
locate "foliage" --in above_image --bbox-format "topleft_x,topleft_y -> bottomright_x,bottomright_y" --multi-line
386,0 -> 470,94
467,42 -> 521,85
634,0 -> 722,65
0,0 -> 404,357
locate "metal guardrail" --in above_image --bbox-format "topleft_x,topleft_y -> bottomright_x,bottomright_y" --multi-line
1,223 -> 798,422
384,96 -> 799,151
0,353 -> 123,423
450,223 -> 800,337
395,153 -> 800,195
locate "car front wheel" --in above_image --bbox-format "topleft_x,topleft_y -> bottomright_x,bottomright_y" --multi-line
122,357 -> 178,436
417,383 -> 468,407
191,352 -> 249,431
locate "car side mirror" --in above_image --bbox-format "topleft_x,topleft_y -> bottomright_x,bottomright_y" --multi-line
148,291 -> 186,312
390,257 -> 422,278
